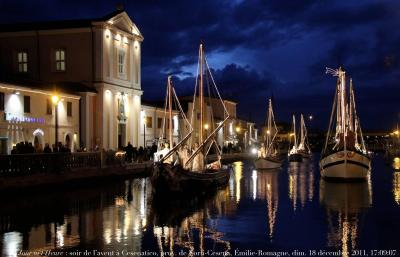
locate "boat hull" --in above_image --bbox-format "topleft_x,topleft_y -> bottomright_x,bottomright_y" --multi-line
254,157 -> 282,169
288,153 -> 303,162
152,163 -> 230,194
320,150 -> 371,180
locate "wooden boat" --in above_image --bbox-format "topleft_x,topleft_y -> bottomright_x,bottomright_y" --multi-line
254,98 -> 283,169
288,114 -> 303,162
152,43 -> 231,194
297,114 -> 312,159
320,67 -> 371,180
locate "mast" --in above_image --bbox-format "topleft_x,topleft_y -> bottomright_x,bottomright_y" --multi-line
266,98 -> 272,150
168,76 -> 173,146
293,115 -> 297,150
349,78 -> 354,132
199,43 -> 204,145
300,114 -> 305,147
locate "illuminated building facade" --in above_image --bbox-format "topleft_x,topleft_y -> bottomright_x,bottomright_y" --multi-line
0,9 -> 143,152
0,83 -> 80,153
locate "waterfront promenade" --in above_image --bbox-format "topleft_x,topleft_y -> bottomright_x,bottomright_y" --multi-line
0,152 -> 252,191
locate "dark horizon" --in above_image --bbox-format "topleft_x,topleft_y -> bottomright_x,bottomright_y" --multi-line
0,0 -> 399,130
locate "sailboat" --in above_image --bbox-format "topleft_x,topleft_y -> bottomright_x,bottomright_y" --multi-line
254,98 -> 282,169
297,114 -> 312,158
320,67 -> 371,180
152,43 -> 230,194
288,114 -> 303,162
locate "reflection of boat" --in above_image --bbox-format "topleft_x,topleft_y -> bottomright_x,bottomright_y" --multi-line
320,67 -> 371,180
320,179 -> 372,255
288,161 -> 314,211
255,98 -> 282,169
152,45 -> 231,193
152,189 -> 231,256
252,169 -> 279,240
288,114 -> 303,162
150,188 -> 218,227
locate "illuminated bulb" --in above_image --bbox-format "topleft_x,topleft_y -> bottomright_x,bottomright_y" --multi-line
204,124 -> 209,130
52,95 -> 59,104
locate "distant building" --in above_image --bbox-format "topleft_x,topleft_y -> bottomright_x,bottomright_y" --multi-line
178,96 -> 258,149
140,100 -> 180,147
0,9 -> 143,152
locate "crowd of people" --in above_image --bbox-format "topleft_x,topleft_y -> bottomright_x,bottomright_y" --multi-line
10,141 -> 71,154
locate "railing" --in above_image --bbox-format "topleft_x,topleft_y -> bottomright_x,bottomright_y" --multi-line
0,152 -> 102,177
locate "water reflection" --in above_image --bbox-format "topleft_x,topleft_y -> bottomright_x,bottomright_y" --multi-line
320,179 -> 372,257
393,157 -> 400,170
393,172 -> 400,205
288,161 -> 315,211
0,179 -> 149,254
1,157 -> 399,254
257,170 -> 279,239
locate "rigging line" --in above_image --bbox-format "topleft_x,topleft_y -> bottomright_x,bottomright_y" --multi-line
323,81 -> 338,156
189,47 -> 201,148
204,57 -> 229,117
161,81 -> 169,140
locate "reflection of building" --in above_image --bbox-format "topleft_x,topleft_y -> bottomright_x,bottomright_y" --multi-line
320,180 -> 372,257
140,101 -> 180,147
0,86 -> 80,153
0,178 -> 149,255
288,162 -> 314,211
0,9 -> 143,151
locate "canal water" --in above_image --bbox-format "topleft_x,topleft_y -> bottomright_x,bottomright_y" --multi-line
1,155 -> 399,257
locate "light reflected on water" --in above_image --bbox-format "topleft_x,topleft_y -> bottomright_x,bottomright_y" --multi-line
393,157 -> 400,170
320,178 -> 372,257
288,161 -> 315,211
1,157 -> 399,254
393,172 -> 400,205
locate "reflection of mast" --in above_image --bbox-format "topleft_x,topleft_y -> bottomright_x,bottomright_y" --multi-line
393,172 -> 400,205
288,162 -> 314,211
320,179 -> 372,257
257,171 -> 279,240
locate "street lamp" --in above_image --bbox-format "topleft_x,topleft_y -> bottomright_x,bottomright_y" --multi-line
52,94 -> 60,145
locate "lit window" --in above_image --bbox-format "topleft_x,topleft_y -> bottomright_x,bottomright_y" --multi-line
17,51 -> 28,73
118,49 -> 126,78
145,116 -> 152,128
55,49 -> 66,71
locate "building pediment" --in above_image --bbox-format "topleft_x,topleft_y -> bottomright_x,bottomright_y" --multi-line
105,11 -> 143,41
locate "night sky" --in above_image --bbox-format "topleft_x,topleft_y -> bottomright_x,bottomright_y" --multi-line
1,0 -> 399,130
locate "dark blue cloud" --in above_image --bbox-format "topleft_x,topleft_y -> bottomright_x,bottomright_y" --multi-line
0,0 -> 398,130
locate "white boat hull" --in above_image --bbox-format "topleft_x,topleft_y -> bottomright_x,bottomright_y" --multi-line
319,150 -> 371,180
254,157 -> 281,169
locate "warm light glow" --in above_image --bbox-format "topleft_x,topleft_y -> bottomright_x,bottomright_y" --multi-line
204,123 -> 209,130
236,126 -> 241,133
290,133 -> 295,137
394,130 -> 399,135
394,157 -> 400,170
251,148 -> 257,155
51,95 -> 59,105
266,130 -> 270,134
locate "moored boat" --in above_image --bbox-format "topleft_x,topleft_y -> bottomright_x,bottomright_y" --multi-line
254,98 -> 283,170
288,115 -> 303,162
152,43 -> 231,194
320,67 -> 371,180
